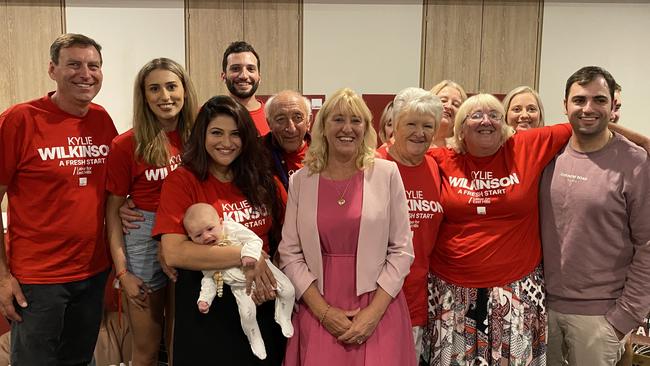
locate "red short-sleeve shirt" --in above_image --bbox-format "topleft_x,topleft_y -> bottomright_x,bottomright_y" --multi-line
427,124 -> 572,287
106,129 -> 182,211
152,167 -> 287,253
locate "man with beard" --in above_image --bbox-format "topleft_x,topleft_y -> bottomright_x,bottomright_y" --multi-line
541,66 -> 650,366
221,41 -> 269,136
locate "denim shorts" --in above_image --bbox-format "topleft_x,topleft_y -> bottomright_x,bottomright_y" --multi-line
125,209 -> 167,291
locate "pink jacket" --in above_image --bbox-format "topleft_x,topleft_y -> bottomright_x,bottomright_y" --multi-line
278,159 -> 414,300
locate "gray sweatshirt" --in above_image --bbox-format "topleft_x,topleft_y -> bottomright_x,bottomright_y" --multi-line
540,133 -> 650,334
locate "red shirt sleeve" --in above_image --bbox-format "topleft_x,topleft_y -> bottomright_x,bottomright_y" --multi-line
152,168 -> 201,238
511,123 -> 572,169
0,106 -> 28,185
105,133 -> 135,197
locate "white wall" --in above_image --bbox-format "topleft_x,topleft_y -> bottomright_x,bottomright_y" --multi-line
65,0 -> 185,133
303,0 -> 423,97
60,1 -> 650,136
539,1 -> 650,136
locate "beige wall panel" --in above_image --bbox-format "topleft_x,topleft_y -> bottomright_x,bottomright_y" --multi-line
0,0 -> 63,112
0,1 -> 9,112
186,0 -> 243,105
243,0 -> 301,94
421,0 -> 482,93
479,0 -> 541,94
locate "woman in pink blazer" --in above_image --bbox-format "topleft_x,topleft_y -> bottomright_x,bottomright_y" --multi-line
278,88 -> 416,365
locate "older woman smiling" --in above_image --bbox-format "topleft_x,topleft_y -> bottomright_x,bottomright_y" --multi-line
424,93 -> 573,365
376,87 -> 444,362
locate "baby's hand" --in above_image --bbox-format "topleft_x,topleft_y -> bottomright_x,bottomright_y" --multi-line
198,300 -> 210,314
241,256 -> 257,268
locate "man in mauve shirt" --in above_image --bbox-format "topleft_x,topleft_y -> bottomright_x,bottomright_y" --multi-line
541,66 -> 650,366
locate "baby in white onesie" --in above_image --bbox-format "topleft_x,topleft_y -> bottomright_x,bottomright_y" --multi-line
183,203 -> 294,360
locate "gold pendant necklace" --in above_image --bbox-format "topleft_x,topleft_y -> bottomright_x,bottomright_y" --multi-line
334,177 -> 353,206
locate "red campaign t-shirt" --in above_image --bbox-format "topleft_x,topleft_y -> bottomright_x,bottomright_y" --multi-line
0,93 -> 118,284
427,124 -> 572,288
152,167 -> 287,253
377,149 -> 443,326
106,129 -> 183,211
249,100 -> 270,137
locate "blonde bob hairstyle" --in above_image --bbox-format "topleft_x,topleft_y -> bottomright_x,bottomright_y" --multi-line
133,58 -> 198,166
391,87 -> 443,132
452,93 -> 514,154
377,101 -> 393,144
502,86 -> 545,128
303,88 -> 376,174
430,79 -> 468,102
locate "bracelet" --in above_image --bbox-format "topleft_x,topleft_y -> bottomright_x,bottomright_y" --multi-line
115,269 -> 128,279
319,304 -> 331,324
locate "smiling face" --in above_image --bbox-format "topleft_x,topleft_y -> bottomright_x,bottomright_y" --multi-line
221,52 -> 260,100
564,76 -> 612,138
506,92 -> 540,131
436,86 -> 463,137
205,114 -> 242,173
144,69 -> 185,129
324,110 -> 366,161
48,45 -> 103,110
462,107 -> 504,156
268,92 -> 310,153
391,111 -> 436,164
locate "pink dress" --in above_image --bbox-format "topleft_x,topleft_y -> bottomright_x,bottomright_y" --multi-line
283,172 -> 416,365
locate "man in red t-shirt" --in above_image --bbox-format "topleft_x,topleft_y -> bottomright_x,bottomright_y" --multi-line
0,33 -> 117,365
262,90 -> 312,189
221,41 -> 270,136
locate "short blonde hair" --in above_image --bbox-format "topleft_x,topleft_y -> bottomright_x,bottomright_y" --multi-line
502,86 -> 545,128
392,87 -> 443,132
303,88 -> 376,173
452,94 -> 514,154
378,101 -> 393,144
430,80 -> 468,102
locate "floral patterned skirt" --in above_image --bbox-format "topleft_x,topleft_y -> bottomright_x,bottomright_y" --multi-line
422,266 -> 546,366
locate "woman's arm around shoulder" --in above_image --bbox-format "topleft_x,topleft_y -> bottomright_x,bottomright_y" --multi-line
609,123 -> 650,153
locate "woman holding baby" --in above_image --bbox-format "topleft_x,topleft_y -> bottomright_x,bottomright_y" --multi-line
152,95 -> 288,365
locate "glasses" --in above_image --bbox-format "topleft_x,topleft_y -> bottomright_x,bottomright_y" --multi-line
466,111 -> 502,122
